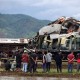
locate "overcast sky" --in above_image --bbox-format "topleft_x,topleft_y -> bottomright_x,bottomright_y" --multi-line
0,0 -> 80,20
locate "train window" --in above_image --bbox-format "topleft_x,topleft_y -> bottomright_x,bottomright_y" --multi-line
76,37 -> 80,49
72,38 -> 75,50
47,35 -> 50,40
52,39 -> 58,49
66,39 -> 70,48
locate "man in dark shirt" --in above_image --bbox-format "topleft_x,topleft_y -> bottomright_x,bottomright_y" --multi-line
54,52 -> 63,73
4,59 -> 11,71
15,50 -> 22,71
29,50 -> 37,73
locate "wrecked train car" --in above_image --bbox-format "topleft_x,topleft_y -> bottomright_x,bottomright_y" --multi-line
33,17 -> 80,56
36,32 -> 80,51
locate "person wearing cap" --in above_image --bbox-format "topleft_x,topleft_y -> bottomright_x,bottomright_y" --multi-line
22,50 -> 29,72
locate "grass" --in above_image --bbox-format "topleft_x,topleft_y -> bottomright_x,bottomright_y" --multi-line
0,68 -> 80,73
0,68 -> 80,78
37,69 -> 74,73
0,67 -> 80,77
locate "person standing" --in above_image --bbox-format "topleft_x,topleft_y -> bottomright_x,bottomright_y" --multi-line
54,52 -> 63,73
46,50 -> 52,72
42,50 -> 47,72
22,50 -> 29,72
76,53 -> 80,72
11,60 -> 16,71
29,50 -> 37,73
4,59 -> 11,71
15,50 -> 22,71
67,52 -> 75,73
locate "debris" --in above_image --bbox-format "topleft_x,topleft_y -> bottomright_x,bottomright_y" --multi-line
39,16 -> 80,35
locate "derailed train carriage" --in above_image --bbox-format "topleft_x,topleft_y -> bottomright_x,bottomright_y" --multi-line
35,32 -> 80,51
40,32 -> 80,50
33,17 -> 80,59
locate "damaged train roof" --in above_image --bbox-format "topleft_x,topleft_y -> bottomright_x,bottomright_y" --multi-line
39,17 -> 80,35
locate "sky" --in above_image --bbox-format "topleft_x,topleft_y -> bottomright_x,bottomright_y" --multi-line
0,0 -> 80,20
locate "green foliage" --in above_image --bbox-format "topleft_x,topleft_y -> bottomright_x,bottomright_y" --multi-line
0,14 -> 51,38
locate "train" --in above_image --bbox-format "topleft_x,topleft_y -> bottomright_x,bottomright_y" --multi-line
30,17 -> 80,59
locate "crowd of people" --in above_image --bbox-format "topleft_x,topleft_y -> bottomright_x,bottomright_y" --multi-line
2,47 -> 80,73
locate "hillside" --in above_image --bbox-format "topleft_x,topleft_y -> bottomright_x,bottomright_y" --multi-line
0,14 -> 51,38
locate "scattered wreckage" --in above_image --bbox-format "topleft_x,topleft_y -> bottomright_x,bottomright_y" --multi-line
31,17 -> 80,55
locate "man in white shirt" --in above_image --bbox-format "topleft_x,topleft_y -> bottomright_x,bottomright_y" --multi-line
46,50 -> 52,72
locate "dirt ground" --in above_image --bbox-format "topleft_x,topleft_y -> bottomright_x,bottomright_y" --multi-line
0,71 -> 80,78
0,61 -> 79,78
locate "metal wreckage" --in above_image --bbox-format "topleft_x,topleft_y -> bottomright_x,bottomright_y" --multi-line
31,17 -> 80,57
